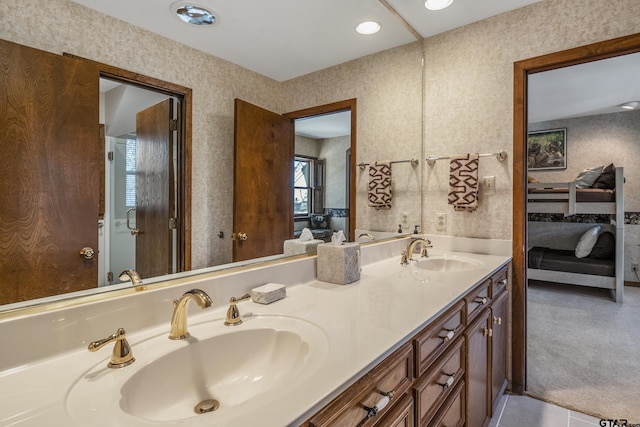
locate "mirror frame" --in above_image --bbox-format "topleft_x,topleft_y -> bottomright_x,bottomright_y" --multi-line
511,32 -> 640,394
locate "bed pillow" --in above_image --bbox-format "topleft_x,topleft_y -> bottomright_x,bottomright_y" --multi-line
575,225 -> 601,258
588,231 -> 615,259
574,165 -> 604,188
591,163 -> 616,189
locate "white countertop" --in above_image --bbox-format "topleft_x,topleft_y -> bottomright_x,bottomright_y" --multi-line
0,244 -> 510,427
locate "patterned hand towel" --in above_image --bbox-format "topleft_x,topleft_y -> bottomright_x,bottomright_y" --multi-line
368,161 -> 392,209
448,153 -> 480,212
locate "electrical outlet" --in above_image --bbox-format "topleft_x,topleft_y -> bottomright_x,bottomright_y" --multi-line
401,211 -> 409,224
436,213 -> 447,231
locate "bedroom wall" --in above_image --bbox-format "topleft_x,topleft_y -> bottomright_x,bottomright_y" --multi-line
529,111 -> 640,282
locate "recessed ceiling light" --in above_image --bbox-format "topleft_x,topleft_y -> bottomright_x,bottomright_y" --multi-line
172,3 -> 216,26
356,21 -> 381,35
620,101 -> 640,110
425,0 -> 454,11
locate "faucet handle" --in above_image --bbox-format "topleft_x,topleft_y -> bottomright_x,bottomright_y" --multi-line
88,327 -> 135,369
224,293 -> 251,326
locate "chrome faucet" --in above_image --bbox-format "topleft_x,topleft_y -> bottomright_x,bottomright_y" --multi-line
119,269 -> 143,285
400,238 -> 433,265
169,289 -> 212,339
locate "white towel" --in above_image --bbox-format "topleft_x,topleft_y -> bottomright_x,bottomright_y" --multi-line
448,153 -> 479,212
368,161 -> 392,209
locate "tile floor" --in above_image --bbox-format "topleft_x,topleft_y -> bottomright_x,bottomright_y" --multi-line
489,394 -> 603,427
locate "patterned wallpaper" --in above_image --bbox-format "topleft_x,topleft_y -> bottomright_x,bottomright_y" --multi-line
2,0 -> 640,270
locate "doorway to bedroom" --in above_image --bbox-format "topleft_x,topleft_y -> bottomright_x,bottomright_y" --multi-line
514,37 -> 640,420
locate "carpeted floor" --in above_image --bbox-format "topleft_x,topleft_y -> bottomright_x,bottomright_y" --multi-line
527,281 -> 640,422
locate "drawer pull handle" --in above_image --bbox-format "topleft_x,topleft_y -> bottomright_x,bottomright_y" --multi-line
493,316 -> 502,325
362,391 -> 394,419
483,327 -> 493,337
440,329 -> 455,342
498,279 -> 507,286
438,373 -> 456,390
475,296 -> 487,305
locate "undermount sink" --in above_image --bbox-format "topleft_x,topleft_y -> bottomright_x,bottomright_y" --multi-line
66,315 -> 329,425
414,255 -> 483,272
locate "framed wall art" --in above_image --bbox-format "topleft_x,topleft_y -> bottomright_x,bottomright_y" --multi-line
527,128 -> 567,170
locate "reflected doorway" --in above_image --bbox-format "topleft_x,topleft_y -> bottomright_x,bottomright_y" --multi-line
286,99 -> 357,242
293,110 -> 352,242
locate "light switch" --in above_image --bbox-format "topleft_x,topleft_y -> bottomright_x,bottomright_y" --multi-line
483,176 -> 496,194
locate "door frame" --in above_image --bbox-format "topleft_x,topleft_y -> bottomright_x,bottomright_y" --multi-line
64,53 -> 193,272
511,32 -> 640,393
285,99 -> 357,242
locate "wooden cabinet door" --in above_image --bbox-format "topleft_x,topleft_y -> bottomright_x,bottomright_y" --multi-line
465,310 -> 490,427
490,291 -> 509,413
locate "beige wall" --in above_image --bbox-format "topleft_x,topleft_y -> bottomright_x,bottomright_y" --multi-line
419,0 -> 640,239
529,110 -> 640,211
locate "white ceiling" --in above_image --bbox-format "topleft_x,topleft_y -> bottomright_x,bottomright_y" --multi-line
70,0 -> 542,82
528,52 -> 640,123
295,111 -> 351,139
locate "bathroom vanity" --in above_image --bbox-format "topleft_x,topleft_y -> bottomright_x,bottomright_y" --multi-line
0,236 -> 510,427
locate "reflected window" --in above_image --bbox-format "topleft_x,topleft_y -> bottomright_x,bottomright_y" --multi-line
125,138 -> 136,207
294,156 -> 325,216
294,157 -> 311,216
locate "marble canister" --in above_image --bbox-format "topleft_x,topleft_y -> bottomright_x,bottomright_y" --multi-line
283,238 -> 324,256
317,242 -> 361,285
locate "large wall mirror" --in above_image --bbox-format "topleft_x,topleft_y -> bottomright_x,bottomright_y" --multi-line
0,4 -> 424,312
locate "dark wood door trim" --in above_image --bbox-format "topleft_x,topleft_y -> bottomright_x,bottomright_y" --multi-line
285,99 -> 357,242
511,32 -> 640,394
62,54 -> 193,272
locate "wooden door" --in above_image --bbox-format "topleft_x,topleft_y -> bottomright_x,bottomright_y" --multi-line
233,99 -> 293,262
0,39 -> 99,304
465,310 -> 491,427
135,99 -> 174,278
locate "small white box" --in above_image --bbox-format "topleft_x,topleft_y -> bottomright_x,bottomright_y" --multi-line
250,283 -> 286,304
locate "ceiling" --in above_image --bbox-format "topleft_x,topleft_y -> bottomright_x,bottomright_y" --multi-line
70,0 -> 541,82
528,52 -> 640,123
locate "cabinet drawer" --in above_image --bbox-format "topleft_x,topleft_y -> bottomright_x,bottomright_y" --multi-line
465,278 -> 491,322
413,300 -> 465,377
377,393 -> 414,427
308,342 -> 413,427
428,380 -> 465,427
413,337 -> 465,427
490,266 -> 508,299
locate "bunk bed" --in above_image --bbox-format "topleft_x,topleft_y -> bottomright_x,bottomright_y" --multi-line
527,166 -> 624,303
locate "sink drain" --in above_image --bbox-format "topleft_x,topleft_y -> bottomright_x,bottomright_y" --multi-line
195,399 -> 220,414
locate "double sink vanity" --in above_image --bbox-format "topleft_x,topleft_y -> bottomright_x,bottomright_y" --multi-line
0,235 -> 511,426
